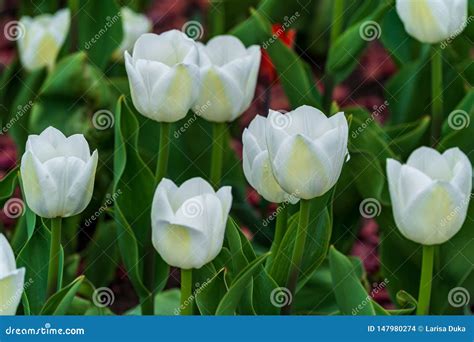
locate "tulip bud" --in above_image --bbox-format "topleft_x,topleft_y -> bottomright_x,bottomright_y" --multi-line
387,147 -> 472,245
265,106 -> 349,200
243,115 -> 299,204
116,7 -> 152,56
124,30 -> 200,122
0,234 -> 25,315
18,8 -> 70,71
194,35 -> 261,122
396,0 -> 468,44
151,177 -> 232,269
20,127 -> 98,218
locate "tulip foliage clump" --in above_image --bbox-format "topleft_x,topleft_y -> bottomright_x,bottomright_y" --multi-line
0,0 -> 472,316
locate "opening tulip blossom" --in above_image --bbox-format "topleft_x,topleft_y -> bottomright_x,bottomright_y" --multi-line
151,177 -> 232,315
18,8 -> 70,71
387,146 -> 472,315
124,30 -> 200,123
0,234 -> 25,316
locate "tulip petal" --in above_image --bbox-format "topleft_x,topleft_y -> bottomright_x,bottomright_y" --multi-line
216,186 -> 233,221
0,268 -> 25,316
398,165 -> 433,208
406,146 -> 452,181
49,8 -> 70,45
151,178 -> 178,222
124,52 -> 150,117
203,35 -> 248,66
0,234 -> 16,277
443,147 -> 472,197
171,177 -> 215,209
242,46 -> 261,110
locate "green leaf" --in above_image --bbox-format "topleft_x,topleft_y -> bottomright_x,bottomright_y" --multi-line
0,167 -> 18,206
114,97 -> 168,298
76,1 -> 123,69
329,246 -> 376,315
386,116 -> 431,159
196,268 -> 228,315
216,253 -> 269,315
40,276 -> 85,315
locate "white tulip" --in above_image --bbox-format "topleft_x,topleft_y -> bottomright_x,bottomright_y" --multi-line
124,30 -> 200,122
396,0 -> 468,44
265,106 -> 348,200
151,177 -> 232,269
18,8 -> 70,71
243,115 -> 299,204
20,126 -> 98,218
0,234 -> 25,315
387,147 -> 472,245
194,35 -> 261,122
116,7 -> 152,56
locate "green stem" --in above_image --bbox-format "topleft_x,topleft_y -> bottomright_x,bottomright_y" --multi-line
47,217 -> 62,296
210,122 -> 225,188
282,199 -> 311,315
430,46 -> 443,146
266,204 -> 288,271
416,245 -> 435,315
180,269 -> 193,315
142,122 -> 171,316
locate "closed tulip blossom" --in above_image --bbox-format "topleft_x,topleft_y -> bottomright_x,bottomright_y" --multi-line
0,234 -> 25,315
18,8 -> 70,71
387,147 -> 472,245
124,30 -> 199,122
194,35 -> 261,122
151,177 -> 232,269
265,106 -> 349,200
243,115 -> 298,204
116,7 -> 152,56
396,0 -> 468,44
20,126 -> 98,218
